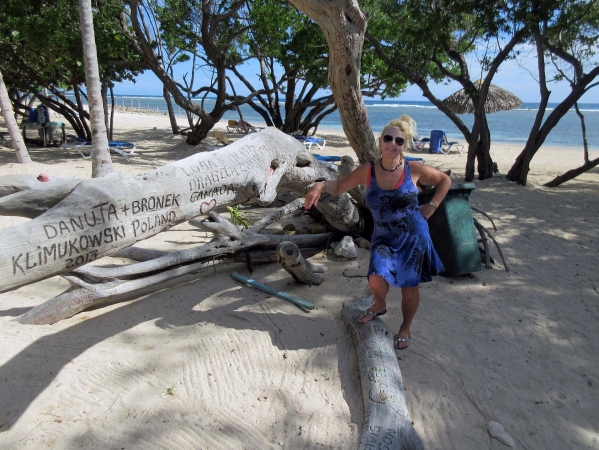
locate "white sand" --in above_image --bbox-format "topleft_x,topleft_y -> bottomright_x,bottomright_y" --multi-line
1,112 -> 598,449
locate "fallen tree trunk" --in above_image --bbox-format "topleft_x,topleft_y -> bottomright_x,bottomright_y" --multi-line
16,199 -> 332,324
342,294 -> 424,450
0,174 -> 84,218
0,128 -> 363,294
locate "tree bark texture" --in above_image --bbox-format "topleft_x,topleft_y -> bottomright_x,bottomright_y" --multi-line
465,109 -> 494,181
276,241 -> 328,286
0,69 -> 32,164
78,0 -> 114,178
0,128 -> 361,294
290,0 -> 377,164
16,203 -> 332,325
164,86 -> 179,134
341,294 -> 424,450
0,174 -> 83,218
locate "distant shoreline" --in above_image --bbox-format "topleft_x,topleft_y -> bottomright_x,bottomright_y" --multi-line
109,108 -> 597,153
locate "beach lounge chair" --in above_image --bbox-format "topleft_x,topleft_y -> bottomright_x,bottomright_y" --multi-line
227,120 -> 243,133
441,134 -> 464,154
64,135 -> 137,158
227,120 -> 263,134
21,105 -> 66,147
411,136 -> 427,152
405,155 -> 426,163
427,129 -> 464,154
313,154 -> 340,162
292,134 -> 326,152
427,130 -> 444,154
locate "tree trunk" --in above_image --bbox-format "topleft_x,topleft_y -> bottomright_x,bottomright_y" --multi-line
574,102 -> 589,164
465,109 -> 494,181
290,0 -> 377,164
0,69 -> 32,164
17,201 -> 332,325
506,25 -> 599,185
544,156 -> 599,187
164,86 -> 178,134
0,128 -> 361,294
185,115 -> 215,145
109,85 -> 115,141
78,0 -> 113,178
342,294 -> 424,449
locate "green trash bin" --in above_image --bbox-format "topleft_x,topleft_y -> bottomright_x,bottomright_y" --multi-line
419,183 -> 481,276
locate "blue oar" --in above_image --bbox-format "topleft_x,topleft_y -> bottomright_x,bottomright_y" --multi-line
230,271 -> 315,310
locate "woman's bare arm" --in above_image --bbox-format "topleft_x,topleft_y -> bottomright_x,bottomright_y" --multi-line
410,162 -> 452,219
304,162 -> 370,209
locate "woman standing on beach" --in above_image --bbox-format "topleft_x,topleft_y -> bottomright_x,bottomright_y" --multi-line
304,115 -> 451,350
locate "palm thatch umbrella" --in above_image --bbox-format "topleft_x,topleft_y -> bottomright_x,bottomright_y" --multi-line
442,80 -> 522,114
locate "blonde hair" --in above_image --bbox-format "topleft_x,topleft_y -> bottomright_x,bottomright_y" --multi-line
378,114 -> 418,153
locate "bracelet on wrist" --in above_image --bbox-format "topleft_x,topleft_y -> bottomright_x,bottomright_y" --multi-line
323,181 -> 329,193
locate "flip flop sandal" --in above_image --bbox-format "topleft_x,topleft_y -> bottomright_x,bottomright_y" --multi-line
358,308 -> 387,323
394,334 -> 411,350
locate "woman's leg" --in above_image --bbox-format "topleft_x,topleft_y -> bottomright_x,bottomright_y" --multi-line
395,286 -> 420,349
358,275 -> 389,323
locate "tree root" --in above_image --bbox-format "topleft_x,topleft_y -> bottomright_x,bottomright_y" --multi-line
473,217 -> 510,272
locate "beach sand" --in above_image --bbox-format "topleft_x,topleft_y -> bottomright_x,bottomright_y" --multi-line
1,111 -> 598,449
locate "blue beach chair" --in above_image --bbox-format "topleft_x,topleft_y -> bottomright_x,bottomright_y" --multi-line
405,155 -> 426,163
65,135 -> 137,158
292,134 -> 326,152
428,130 -> 445,154
427,129 -> 464,154
313,154 -> 340,162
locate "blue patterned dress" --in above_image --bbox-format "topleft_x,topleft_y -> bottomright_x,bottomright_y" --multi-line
366,161 -> 444,287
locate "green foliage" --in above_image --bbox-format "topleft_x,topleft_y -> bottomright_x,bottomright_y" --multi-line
227,206 -> 254,228
0,0 -> 143,94
165,384 -> 176,396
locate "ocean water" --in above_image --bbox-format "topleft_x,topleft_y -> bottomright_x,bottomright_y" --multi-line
80,95 -> 599,150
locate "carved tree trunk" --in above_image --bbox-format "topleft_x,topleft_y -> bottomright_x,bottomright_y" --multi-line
0,128 -> 361,294
342,294 -> 424,450
290,0 -> 377,164
16,200 -> 333,325
0,68 -> 32,164
78,0 -> 113,178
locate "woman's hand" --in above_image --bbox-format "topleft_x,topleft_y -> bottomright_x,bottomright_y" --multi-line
304,182 -> 326,209
419,203 -> 437,220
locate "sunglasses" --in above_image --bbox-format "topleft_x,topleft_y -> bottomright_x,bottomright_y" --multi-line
382,135 -> 405,146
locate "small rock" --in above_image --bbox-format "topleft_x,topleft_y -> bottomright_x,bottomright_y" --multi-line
295,227 -> 311,235
334,235 -> 357,258
488,421 -> 515,447
282,223 -> 296,231
490,372 -> 498,379
354,237 -> 371,249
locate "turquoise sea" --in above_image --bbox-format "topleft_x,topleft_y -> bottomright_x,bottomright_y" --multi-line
97,95 -> 599,150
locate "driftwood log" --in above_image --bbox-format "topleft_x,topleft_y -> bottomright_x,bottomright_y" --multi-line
0,174 -> 84,218
14,197 -> 332,324
342,294 -> 424,450
276,241 -> 328,285
0,128 -> 364,298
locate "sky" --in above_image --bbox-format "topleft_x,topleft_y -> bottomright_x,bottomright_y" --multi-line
112,46 -> 597,104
